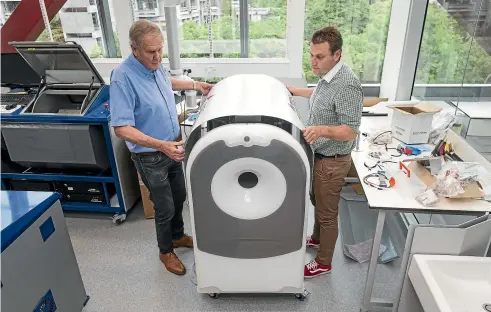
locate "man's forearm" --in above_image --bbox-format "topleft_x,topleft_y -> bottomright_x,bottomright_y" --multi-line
169,78 -> 194,91
320,125 -> 356,141
114,126 -> 164,150
293,88 -> 314,98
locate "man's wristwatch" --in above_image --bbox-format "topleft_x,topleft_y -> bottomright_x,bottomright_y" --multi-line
192,80 -> 197,91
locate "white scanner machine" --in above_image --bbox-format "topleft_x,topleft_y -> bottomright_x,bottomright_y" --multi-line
184,74 -> 313,299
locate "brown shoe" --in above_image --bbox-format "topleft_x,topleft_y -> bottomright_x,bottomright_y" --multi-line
173,235 -> 194,248
159,252 -> 186,275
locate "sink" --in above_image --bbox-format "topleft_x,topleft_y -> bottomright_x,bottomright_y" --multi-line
409,254 -> 491,312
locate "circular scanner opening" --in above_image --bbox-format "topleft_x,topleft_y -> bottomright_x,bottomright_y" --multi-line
238,171 -> 258,189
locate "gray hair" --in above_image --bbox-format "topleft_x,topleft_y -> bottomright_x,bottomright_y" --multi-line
129,20 -> 162,47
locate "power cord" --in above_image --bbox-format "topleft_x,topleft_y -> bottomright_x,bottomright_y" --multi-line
181,69 -> 210,207
364,160 -> 397,171
363,172 -> 395,190
366,130 -> 392,145
387,146 -> 402,157
363,130 -> 402,157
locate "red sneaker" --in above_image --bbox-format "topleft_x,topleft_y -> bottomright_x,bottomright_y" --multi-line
306,236 -> 320,248
304,259 -> 331,278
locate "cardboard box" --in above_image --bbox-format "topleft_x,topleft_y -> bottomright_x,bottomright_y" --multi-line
408,161 -> 483,199
390,102 -> 441,144
140,182 -> 155,219
137,173 -> 155,219
363,97 -> 389,107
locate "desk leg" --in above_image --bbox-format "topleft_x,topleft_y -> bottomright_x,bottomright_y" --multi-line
361,209 -> 386,312
392,224 -> 417,312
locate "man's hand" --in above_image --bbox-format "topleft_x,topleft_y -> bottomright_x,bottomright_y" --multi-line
302,126 -> 324,145
286,85 -> 314,98
159,140 -> 185,162
197,81 -> 214,96
286,84 -> 298,96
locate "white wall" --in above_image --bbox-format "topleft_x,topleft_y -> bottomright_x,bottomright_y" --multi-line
60,12 -> 97,34
65,0 -> 91,7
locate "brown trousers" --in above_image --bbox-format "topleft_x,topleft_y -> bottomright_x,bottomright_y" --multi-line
310,154 -> 352,265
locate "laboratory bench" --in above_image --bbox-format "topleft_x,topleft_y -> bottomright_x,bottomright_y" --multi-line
1,190 -> 88,311
351,107 -> 491,312
416,100 -> 491,162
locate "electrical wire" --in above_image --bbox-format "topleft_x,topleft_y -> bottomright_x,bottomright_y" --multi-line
207,0 -> 213,58
364,130 -> 402,157
181,68 -> 210,207
179,88 -> 189,208
364,160 -> 397,171
368,130 -> 392,145
191,262 -> 197,285
363,172 -> 394,190
387,146 -> 402,157
39,0 -> 53,41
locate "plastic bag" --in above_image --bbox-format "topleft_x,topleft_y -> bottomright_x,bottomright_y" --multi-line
415,188 -> 440,207
367,128 -> 392,145
432,162 -> 482,197
438,162 -> 480,183
477,165 -> 491,201
428,111 -> 456,145
432,175 -> 465,197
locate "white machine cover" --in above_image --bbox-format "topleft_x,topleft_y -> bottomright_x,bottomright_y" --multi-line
185,74 -> 313,261
191,74 -> 305,132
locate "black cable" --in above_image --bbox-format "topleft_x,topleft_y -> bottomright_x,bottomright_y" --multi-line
363,172 -> 392,190
31,76 -> 46,113
371,130 -> 392,145
386,145 -> 402,157
364,160 -> 397,171
364,161 -> 379,171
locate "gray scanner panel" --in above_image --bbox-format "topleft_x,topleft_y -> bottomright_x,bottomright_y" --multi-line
1,123 -> 109,170
190,139 -> 307,259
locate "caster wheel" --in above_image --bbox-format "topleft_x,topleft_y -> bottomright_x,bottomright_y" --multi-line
112,213 -> 126,225
208,293 -> 219,299
295,290 -> 308,301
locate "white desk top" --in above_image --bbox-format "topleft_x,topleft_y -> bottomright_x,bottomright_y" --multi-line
452,101 -> 491,119
426,100 -> 459,115
351,114 -> 491,213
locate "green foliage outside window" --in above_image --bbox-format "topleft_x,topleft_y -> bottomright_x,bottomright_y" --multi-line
40,0 -> 490,85
182,0 -> 491,85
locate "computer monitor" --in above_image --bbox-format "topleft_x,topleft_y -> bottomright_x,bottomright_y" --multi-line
1,53 -> 41,88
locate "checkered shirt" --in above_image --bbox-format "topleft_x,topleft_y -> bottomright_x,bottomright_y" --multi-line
306,63 -> 363,156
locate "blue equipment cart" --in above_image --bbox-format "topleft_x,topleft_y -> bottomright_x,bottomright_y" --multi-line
1,42 -> 139,224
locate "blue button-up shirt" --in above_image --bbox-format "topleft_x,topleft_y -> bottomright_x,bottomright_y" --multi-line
109,53 -> 179,153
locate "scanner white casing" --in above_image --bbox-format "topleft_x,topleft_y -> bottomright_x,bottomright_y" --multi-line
184,74 -> 313,295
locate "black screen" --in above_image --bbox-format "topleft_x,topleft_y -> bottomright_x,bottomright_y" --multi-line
1,53 -> 41,87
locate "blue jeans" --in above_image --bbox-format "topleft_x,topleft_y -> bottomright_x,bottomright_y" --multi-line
131,151 -> 186,254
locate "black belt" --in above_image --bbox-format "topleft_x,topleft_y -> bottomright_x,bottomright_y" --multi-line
315,153 -> 349,159
133,151 -> 160,157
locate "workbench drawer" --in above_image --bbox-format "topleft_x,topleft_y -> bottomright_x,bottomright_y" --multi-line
64,193 -> 106,204
59,181 -> 104,194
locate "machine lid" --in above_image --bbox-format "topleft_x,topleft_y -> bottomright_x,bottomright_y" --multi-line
9,41 -> 104,85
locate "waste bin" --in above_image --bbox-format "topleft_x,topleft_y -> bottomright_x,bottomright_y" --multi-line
338,185 -> 398,263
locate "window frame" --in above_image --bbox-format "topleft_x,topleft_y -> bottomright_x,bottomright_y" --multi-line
92,0 -> 305,78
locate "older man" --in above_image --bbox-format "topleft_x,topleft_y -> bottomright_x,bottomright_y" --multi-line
287,26 -> 363,278
110,20 -> 213,275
